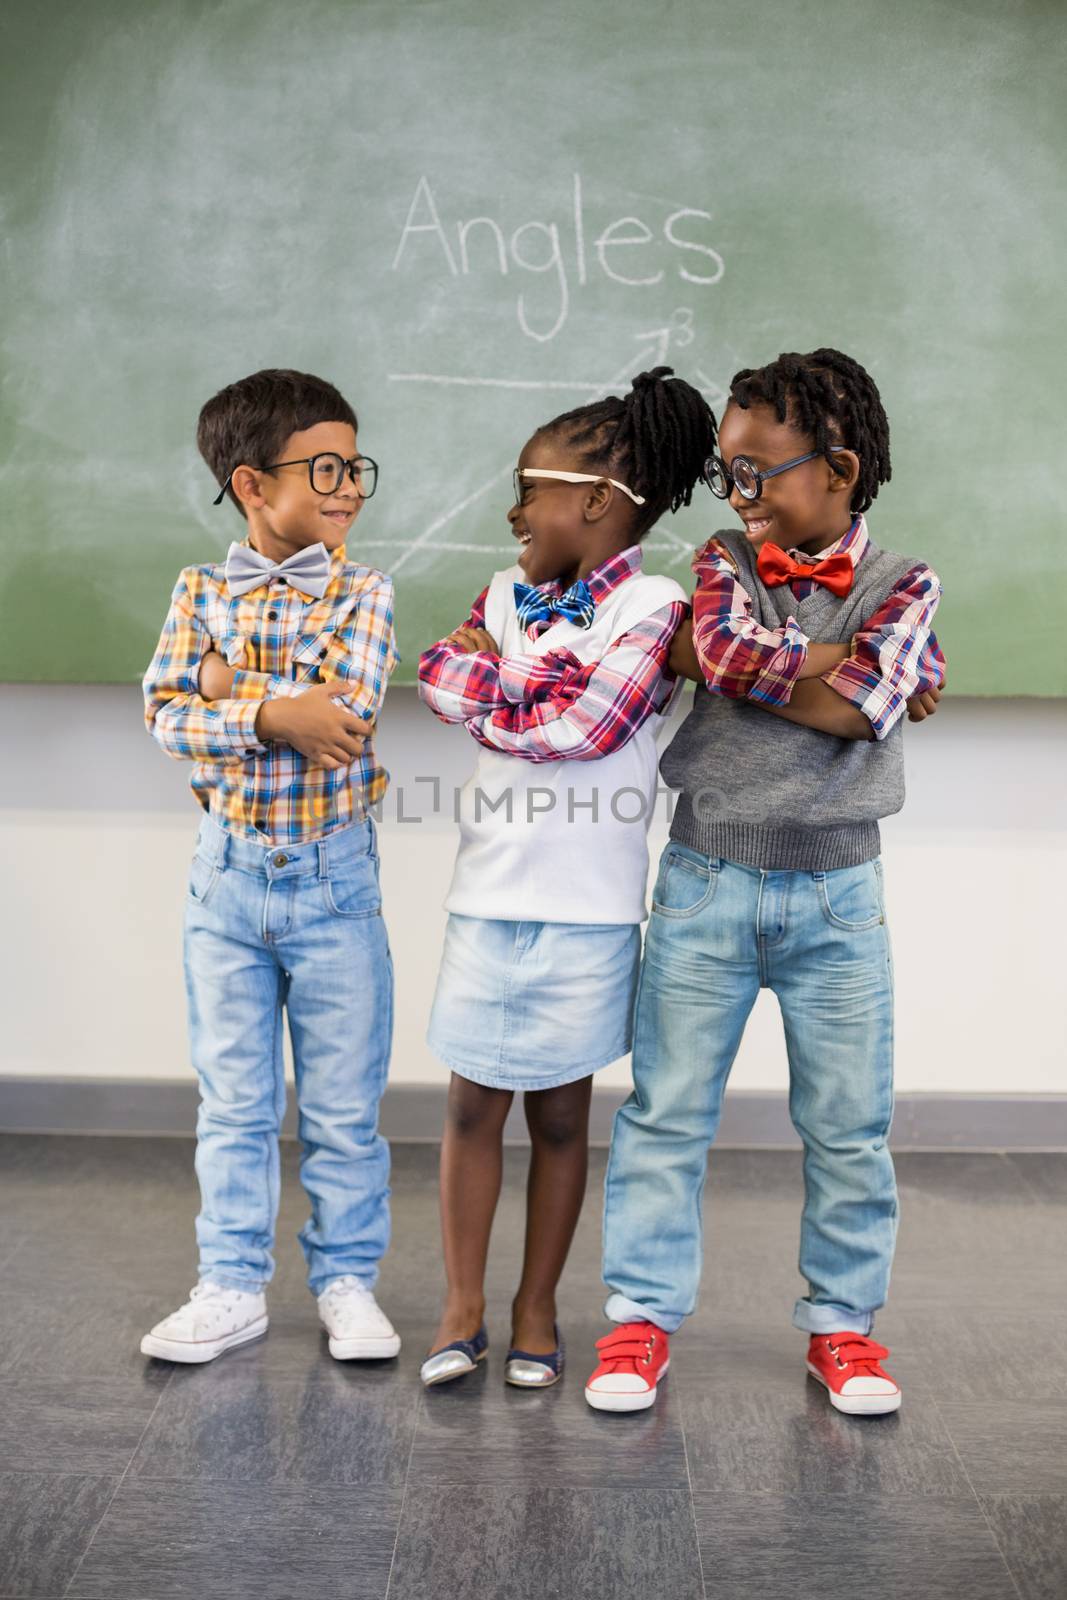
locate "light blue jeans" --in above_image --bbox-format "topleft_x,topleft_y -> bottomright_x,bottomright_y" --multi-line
603,843 -> 896,1336
183,813 -> 393,1296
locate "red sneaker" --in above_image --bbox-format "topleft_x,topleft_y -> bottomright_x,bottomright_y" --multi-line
584,1321 -> 670,1412
806,1331 -> 902,1415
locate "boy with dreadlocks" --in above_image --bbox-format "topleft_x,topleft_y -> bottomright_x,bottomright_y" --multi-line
586,348 -> 944,1416
416,368 -> 716,1390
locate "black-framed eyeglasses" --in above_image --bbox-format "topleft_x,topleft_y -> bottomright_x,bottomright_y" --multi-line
213,453 -> 379,506
703,447 -> 847,502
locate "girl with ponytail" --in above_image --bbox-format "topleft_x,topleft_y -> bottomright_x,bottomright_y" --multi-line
415,369 -> 717,1390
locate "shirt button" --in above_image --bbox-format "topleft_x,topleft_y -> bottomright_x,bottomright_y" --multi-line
273,853 -> 290,867
267,610 -> 278,620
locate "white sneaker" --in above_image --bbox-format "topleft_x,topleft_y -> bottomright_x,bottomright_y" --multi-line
317,1276 -> 401,1360
140,1282 -> 268,1364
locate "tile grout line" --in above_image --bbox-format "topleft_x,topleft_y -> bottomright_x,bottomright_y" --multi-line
382,1385 -> 423,1600
60,1364 -> 175,1600
678,1400 -> 709,1600
930,1394 -> 1027,1600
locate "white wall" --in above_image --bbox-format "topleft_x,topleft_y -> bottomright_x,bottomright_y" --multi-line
1,684 -> 1064,1095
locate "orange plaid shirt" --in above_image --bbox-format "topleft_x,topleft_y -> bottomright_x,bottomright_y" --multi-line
143,542 -> 399,844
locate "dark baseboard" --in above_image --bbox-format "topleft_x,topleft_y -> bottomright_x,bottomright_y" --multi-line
0,1077 -> 1065,1150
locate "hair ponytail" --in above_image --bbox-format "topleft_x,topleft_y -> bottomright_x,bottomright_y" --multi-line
535,366 -> 717,534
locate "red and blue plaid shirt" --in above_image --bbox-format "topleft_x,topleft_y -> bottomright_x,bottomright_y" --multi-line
691,516 -> 944,740
418,544 -> 685,761
143,541 -> 399,844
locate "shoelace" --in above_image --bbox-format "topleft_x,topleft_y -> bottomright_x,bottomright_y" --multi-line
323,1275 -> 372,1303
186,1283 -> 249,1319
825,1334 -> 890,1374
594,1323 -> 660,1372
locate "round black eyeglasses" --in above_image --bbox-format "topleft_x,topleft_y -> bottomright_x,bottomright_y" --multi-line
213,453 -> 379,506
703,448 -> 847,502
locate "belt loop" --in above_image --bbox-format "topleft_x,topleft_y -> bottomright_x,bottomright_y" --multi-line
317,839 -> 329,879
219,828 -> 230,869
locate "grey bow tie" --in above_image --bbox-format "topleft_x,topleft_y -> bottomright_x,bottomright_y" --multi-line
225,541 -> 331,600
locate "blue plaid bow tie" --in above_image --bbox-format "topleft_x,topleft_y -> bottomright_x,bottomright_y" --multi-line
225,540 -> 331,600
514,578 -> 596,631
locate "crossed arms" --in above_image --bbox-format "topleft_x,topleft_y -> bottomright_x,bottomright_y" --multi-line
417,587 -> 686,762
668,538 -> 945,741
142,571 -> 396,768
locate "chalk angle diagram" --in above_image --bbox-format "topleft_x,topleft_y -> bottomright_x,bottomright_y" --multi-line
370,315 -> 728,575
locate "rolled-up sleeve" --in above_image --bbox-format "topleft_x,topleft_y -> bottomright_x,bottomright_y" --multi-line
823,564 -> 944,740
690,539 -> 810,706
143,574 -> 265,760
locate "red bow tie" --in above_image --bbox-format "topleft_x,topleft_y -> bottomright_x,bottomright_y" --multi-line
757,541 -> 854,597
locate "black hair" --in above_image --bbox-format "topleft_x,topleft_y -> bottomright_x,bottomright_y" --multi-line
534,366 -> 717,535
728,348 -> 890,515
197,368 -> 359,514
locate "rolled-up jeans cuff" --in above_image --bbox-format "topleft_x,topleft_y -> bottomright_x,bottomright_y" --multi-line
198,1270 -> 266,1295
793,1300 -> 874,1336
604,1292 -> 681,1335
310,1268 -> 378,1298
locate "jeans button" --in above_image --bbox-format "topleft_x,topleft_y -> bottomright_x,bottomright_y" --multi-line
273,853 -> 290,867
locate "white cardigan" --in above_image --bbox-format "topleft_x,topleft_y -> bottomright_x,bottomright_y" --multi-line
443,562 -> 687,925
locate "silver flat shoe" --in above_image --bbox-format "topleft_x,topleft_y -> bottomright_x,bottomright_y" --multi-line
420,1324 -> 489,1387
504,1324 -> 564,1388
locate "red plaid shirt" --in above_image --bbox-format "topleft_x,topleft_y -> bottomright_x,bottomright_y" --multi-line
418,545 -> 685,761
691,517 -> 944,740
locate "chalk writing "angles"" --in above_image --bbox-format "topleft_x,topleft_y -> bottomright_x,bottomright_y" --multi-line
390,174 -> 725,343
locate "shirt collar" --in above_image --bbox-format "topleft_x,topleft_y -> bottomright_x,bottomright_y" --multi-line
540,542 -> 643,603
787,515 -> 868,568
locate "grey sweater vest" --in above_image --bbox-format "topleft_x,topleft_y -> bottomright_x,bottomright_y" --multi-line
661,528 -> 920,871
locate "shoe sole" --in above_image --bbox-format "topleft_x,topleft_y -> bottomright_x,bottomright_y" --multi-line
421,1348 -> 488,1388
328,1333 -> 401,1361
806,1364 -> 902,1415
140,1315 -> 269,1364
584,1359 -> 668,1412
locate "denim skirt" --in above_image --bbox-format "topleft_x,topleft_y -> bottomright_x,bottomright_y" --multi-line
427,914 -> 642,1090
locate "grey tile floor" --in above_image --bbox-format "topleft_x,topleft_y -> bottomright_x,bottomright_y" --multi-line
0,1134 -> 1064,1599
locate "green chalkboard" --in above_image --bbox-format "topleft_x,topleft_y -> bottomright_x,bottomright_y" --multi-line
1,0 -> 1063,692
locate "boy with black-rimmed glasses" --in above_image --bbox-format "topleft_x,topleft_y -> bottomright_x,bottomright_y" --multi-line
141,368 -> 401,1365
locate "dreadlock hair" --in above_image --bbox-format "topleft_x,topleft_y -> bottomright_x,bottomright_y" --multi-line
728,348 -> 891,515
534,366 -> 717,536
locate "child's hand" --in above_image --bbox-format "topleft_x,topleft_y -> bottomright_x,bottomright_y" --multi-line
257,684 -> 375,769
906,682 -> 943,722
199,651 -> 237,701
447,625 -> 500,655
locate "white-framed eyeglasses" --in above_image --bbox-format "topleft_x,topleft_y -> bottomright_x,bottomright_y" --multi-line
513,467 -> 646,507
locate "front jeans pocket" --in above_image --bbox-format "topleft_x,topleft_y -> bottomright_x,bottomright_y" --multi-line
187,851 -> 221,908
322,854 -> 382,919
651,845 -> 721,920
815,861 -> 885,932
